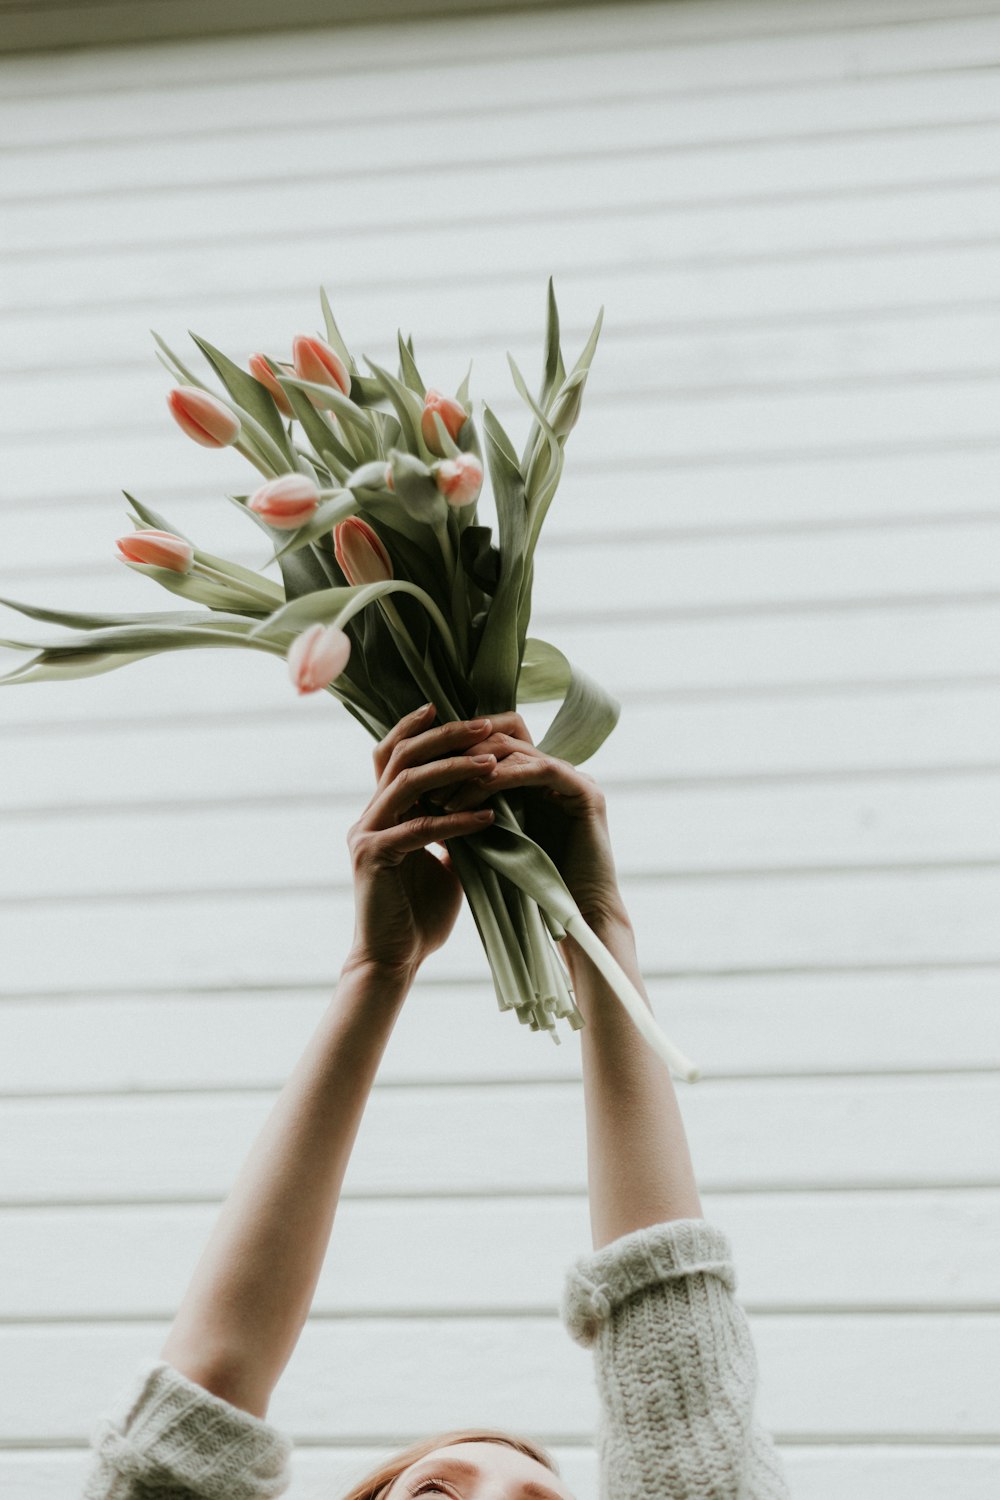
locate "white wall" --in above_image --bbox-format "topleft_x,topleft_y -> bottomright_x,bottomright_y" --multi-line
1,2 -> 999,1495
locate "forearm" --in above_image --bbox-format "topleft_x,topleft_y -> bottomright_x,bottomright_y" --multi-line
564,917 -> 702,1250
160,954 -> 412,1418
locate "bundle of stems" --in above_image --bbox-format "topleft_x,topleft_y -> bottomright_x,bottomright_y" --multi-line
0,280 -> 699,1081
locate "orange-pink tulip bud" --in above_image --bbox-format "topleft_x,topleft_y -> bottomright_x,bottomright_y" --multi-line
434,452 -> 483,508
248,473 -> 320,530
288,623 -> 351,695
248,353 -> 294,417
333,517 -> 393,585
421,388 -> 468,456
116,529 -> 194,574
292,335 -> 351,397
167,386 -> 241,447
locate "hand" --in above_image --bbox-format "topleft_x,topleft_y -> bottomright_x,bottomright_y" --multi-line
430,711 -> 631,932
344,704 -> 498,979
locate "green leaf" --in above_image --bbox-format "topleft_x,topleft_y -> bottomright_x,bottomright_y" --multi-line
539,276 -> 566,411
0,650 -> 153,685
508,350 -> 563,511
320,288 -> 358,376
362,356 -> 425,454
0,595 -> 220,632
280,381 -> 355,477
455,359 -> 474,408
516,636 -> 620,764
263,490 -> 358,566
0,617 -> 261,656
123,491 -> 194,544
468,405 -> 529,713
190,333 -> 294,464
151,331 -> 203,389
278,376 -> 377,454
396,330 -> 426,397
119,560 -> 267,612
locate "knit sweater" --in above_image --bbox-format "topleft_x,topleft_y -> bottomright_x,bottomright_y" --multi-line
83,1217 -> 790,1500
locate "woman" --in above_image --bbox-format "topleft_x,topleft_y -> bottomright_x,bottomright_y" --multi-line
84,706 -> 791,1500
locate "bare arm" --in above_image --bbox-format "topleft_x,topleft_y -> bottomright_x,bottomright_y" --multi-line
563,914 -> 702,1249
160,956 -> 409,1416
436,711 -> 702,1250
160,707 -> 500,1417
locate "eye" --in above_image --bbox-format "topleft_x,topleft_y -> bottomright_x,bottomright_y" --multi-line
409,1482 -> 452,1498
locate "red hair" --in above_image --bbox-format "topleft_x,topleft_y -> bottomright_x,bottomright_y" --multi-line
339,1428 -> 561,1500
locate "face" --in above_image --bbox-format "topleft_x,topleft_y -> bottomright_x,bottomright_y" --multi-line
385,1441 -> 575,1500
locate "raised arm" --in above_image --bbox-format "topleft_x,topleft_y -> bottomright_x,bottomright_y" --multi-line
161,707 -> 499,1414
86,708 -> 500,1498
437,714 -> 792,1500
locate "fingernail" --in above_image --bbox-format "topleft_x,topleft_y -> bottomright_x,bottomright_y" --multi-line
417,702 -> 434,716
471,753 -> 495,766
473,809 -> 494,821
467,717 -> 489,731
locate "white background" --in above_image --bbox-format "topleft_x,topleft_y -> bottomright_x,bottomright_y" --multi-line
1,2 -> 999,1495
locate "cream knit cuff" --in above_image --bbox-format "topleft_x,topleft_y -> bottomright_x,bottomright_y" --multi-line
560,1217 -> 737,1346
86,1359 -> 292,1499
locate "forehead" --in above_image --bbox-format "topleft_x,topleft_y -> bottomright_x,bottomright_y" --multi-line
403,1443 -> 568,1495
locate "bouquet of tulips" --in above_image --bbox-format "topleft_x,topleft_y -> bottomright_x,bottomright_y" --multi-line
0,280 -> 697,1081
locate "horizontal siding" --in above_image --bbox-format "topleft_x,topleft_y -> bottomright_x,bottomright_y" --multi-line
2,2 -> 999,1495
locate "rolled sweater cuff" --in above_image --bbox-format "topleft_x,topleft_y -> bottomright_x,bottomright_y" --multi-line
85,1359 -> 292,1500
560,1217 -> 736,1346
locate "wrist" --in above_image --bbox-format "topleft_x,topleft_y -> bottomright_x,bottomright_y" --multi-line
563,908 -> 636,972
340,948 -> 419,997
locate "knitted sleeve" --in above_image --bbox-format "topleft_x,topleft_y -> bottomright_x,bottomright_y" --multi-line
82,1360 -> 293,1500
561,1218 -> 791,1500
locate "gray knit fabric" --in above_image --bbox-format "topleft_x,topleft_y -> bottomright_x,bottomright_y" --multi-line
83,1360 -> 292,1499
83,1218 -> 789,1499
561,1217 -> 791,1498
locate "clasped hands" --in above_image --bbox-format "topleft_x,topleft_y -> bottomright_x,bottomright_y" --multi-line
344,703 -> 631,982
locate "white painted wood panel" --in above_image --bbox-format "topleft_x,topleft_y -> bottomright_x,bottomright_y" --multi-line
2,969 -> 999,1094
2,1076 -> 997,1204
6,1313 -> 1000,1440
1,1190 -> 997,1318
2,0 -> 999,1486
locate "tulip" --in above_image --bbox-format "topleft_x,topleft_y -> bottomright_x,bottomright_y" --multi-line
116,529 -> 194,574
421,388 -> 468,455
433,452 -> 483,508
248,354 -> 294,417
292,335 -> 351,397
167,386 -> 241,447
288,623 -> 351,695
334,517 -> 393,585
248,473 -> 320,530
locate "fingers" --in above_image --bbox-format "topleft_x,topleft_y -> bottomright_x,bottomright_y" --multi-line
440,736 -> 602,814
372,706 -> 494,785
364,750 -> 500,831
350,804 -> 494,870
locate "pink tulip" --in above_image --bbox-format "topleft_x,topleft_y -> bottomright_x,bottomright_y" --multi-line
116,529 -> 194,574
288,623 -> 351,695
434,452 -> 483,508
248,353 -> 294,417
334,517 -> 393,585
421,388 -> 468,455
167,386 -> 241,447
292,335 -> 351,397
248,474 -> 320,530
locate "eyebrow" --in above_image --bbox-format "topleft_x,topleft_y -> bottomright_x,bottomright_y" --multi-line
406,1457 -> 564,1500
